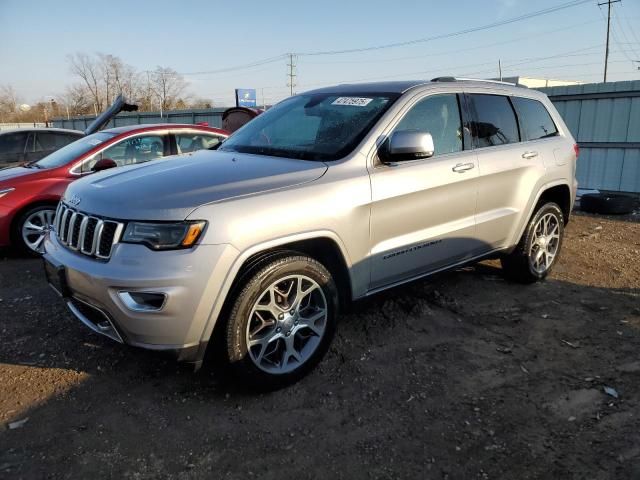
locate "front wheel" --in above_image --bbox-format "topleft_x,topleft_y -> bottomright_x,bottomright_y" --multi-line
501,202 -> 565,283
224,254 -> 338,389
13,205 -> 57,256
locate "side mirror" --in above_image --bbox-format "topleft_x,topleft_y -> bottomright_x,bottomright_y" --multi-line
92,158 -> 117,172
383,131 -> 435,162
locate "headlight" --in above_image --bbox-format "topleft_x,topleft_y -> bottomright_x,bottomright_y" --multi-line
0,187 -> 15,199
122,221 -> 207,250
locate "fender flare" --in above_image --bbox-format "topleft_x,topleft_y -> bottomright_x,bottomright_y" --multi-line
198,229 -> 354,344
512,178 -> 573,246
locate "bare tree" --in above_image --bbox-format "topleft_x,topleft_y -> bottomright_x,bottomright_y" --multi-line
149,66 -> 188,113
189,98 -> 214,109
0,84 -> 20,115
59,83 -> 93,116
67,52 -> 103,114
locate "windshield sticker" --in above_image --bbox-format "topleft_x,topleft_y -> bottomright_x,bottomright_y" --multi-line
87,138 -> 103,146
332,97 -> 374,107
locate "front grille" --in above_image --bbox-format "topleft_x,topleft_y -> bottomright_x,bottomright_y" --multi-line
54,203 -> 124,260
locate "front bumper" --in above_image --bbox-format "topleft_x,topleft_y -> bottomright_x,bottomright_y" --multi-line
43,233 -> 239,362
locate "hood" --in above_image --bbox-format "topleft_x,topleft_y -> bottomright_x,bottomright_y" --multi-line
0,166 -> 40,184
63,150 -> 328,220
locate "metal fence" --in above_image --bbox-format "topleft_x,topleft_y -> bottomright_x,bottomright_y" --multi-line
51,108 -> 228,131
539,80 -> 640,194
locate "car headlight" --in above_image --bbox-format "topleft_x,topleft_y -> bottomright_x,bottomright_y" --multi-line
122,221 -> 207,250
0,187 -> 15,199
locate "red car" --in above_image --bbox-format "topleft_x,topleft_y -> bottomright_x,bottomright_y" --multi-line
0,122 -> 228,254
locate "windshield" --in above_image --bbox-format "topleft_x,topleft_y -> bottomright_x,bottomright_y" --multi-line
219,93 -> 399,161
34,132 -> 116,169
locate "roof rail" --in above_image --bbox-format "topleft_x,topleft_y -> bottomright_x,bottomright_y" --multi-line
430,77 -> 524,87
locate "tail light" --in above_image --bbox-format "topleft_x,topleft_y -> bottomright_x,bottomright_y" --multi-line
573,144 -> 580,159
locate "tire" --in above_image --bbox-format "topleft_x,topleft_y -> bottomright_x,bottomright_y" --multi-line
12,205 -> 57,256
224,253 -> 338,389
580,193 -> 635,215
501,202 -> 564,284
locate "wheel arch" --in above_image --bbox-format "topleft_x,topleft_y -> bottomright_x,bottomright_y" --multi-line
9,198 -> 60,241
536,183 -> 572,224
511,180 -> 572,249
201,232 -> 354,354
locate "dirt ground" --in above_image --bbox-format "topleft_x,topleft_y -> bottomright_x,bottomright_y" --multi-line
0,212 -> 639,479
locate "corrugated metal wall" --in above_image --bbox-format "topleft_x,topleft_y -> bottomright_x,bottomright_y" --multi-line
52,108 -> 227,131
539,80 -> 640,193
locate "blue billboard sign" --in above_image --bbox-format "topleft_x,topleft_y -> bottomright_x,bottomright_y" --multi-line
235,88 -> 257,108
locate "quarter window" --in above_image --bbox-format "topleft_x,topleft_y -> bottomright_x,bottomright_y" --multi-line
393,94 -> 463,156
469,94 -> 519,147
512,97 -> 558,141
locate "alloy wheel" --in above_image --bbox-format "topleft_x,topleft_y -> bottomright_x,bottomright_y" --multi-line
528,212 -> 560,274
245,274 -> 328,374
21,208 -> 56,253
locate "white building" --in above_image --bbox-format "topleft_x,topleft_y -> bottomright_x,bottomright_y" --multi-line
491,76 -> 584,88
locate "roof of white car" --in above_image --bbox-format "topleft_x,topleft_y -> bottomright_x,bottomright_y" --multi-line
0,127 -> 83,135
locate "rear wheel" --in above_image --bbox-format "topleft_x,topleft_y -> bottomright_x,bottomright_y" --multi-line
224,254 -> 338,389
13,205 -> 56,256
501,202 -> 564,283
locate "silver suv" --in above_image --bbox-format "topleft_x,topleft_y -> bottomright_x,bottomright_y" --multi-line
43,78 -> 578,387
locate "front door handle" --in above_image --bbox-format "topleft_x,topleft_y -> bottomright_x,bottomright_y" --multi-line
522,151 -> 539,159
452,162 -> 475,173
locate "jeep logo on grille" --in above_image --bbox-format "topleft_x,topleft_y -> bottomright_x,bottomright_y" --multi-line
68,194 -> 81,206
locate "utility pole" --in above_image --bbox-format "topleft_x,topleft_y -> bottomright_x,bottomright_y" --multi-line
599,0 -> 621,82
498,59 -> 502,81
287,53 -> 297,96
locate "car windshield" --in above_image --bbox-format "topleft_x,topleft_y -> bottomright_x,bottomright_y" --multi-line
218,93 -> 400,161
34,132 -> 116,169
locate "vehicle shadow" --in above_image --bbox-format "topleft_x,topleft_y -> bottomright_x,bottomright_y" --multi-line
1,251 -> 639,479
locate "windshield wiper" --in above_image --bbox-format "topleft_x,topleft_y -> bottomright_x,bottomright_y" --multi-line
24,162 -> 43,169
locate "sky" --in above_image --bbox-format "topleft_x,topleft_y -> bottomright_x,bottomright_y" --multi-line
0,0 -> 639,107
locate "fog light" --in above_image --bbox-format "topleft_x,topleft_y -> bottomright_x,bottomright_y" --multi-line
118,291 -> 167,312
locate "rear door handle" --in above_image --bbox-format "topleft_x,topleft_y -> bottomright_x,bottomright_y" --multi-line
522,151 -> 538,159
452,162 -> 475,173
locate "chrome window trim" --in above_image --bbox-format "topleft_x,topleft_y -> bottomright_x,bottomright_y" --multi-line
68,130 -> 171,176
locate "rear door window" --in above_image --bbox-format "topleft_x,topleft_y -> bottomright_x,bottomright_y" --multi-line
511,97 -> 558,141
175,132 -> 224,153
469,94 -> 520,148
35,132 -> 58,151
0,132 -> 28,155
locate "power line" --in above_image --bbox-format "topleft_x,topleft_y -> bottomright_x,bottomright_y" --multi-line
298,19 -> 605,66
620,2 -> 640,47
292,46 -> 612,90
612,10 -> 640,60
177,54 -> 287,76
294,0 -> 593,56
